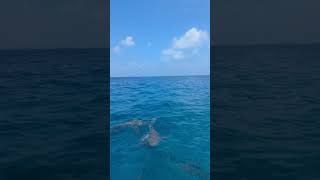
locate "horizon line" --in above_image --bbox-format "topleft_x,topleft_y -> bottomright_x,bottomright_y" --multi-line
212,42 -> 320,48
0,47 -> 108,51
1,42 -> 320,50
110,74 -> 209,78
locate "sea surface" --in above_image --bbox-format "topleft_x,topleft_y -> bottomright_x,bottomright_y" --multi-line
0,49 -> 108,179
110,76 -> 210,180
212,44 -> 320,180
3,45 -> 317,180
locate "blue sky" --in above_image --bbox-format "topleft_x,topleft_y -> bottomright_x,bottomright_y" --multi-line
111,0 -> 210,77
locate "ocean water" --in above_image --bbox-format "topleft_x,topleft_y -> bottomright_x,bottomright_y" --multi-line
110,76 -> 210,180
4,45 -> 318,180
0,49 -> 108,179
212,44 -> 320,180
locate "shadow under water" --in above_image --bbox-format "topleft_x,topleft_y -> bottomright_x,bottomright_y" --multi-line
137,149 -> 209,180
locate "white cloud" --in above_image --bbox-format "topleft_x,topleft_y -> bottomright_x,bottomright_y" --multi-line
120,36 -> 135,47
162,49 -> 184,60
173,27 -> 209,49
112,36 -> 135,54
162,27 -> 209,60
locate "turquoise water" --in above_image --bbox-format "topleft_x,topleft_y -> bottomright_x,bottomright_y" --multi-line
110,76 -> 210,180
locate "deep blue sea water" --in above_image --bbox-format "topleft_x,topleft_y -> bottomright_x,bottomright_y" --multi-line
110,76 -> 210,180
0,49 -> 108,180
2,45 -> 319,180
212,44 -> 320,180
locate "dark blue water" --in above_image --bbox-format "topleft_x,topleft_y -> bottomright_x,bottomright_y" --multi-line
110,76 -> 210,180
0,49 -> 108,180
212,44 -> 320,180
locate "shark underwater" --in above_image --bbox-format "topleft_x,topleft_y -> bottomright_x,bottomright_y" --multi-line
111,117 -> 169,148
136,149 -> 209,180
112,118 -> 209,179
139,119 -> 169,148
110,119 -> 153,135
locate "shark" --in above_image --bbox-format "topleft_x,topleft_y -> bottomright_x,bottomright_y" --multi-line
110,119 -> 152,134
140,119 -> 168,147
